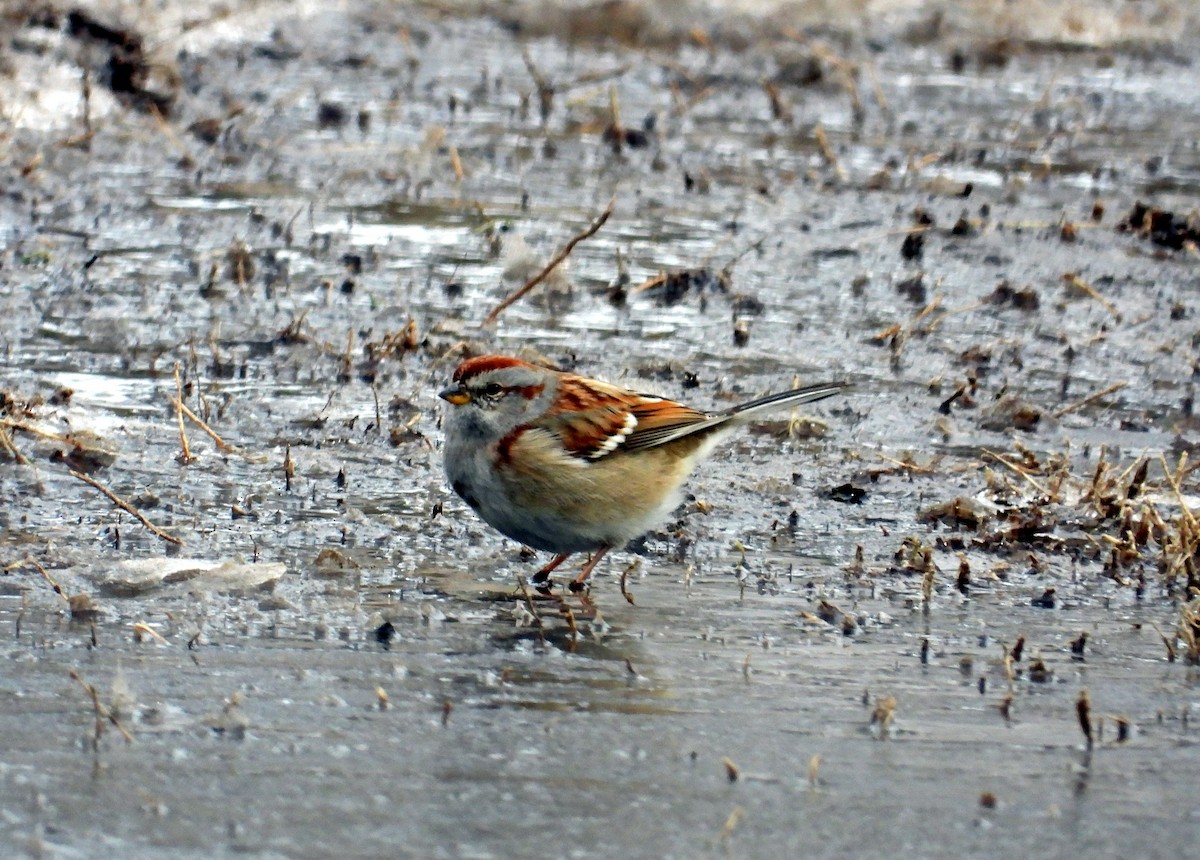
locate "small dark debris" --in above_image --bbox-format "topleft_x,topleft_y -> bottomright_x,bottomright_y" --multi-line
66,9 -> 141,50
815,600 -> 856,634
900,231 -> 924,261
1070,632 -> 1087,660
601,124 -> 651,151
938,384 -> 967,414
66,10 -> 177,114
955,559 -> 970,595
68,593 -> 100,621
809,247 -> 859,260
986,280 -> 1040,311
375,620 -> 396,647
1030,588 -> 1056,609
895,272 -> 926,303
623,128 -> 651,148
643,267 -> 730,306
1115,716 -> 1131,742
1126,459 -> 1149,499
255,36 -> 303,61
1009,635 -> 1026,662
318,101 -> 349,129
607,281 -> 627,305
1027,657 -> 1052,683
188,117 -> 224,145
776,55 -> 824,86
1077,691 -> 1093,746
919,497 -> 986,530
823,483 -> 867,504
731,293 -> 765,315
979,396 -> 1042,432
225,242 -> 255,284
1116,201 -> 1200,251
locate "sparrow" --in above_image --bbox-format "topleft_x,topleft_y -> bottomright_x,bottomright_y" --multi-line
440,355 -> 846,588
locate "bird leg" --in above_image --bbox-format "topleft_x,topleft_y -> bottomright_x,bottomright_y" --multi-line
568,546 -> 611,592
532,552 -> 571,584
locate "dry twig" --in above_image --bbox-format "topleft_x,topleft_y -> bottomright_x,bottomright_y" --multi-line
8,556 -> 70,603
1053,381 -> 1129,419
981,449 -> 1050,496
483,198 -> 616,325
68,469 -> 183,545
169,395 -> 234,452
620,559 -> 638,605
69,669 -> 133,744
515,576 -> 546,645
1062,273 -> 1121,320
173,364 -> 193,464
0,425 -> 29,464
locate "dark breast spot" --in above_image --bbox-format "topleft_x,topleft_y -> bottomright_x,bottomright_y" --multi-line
451,480 -> 481,510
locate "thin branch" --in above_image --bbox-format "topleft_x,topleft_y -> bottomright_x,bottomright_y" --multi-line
620,559 -> 638,605
0,419 -> 74,445
169,395 -> 231,451
483,198 -> 616,325
1053,381 -> 1129,419
174,363 -> 193,464
1062,272 -> 1122,321
69,469 -> 183,545
515,576 -> 546,645
0,425 -> 29,464
1158,453 -> 1197,529
630,272 -> 668,294
981,449 -> 1050,497
69,670 -> 133,744
10,556 -> 70,603
875,451 -> 937,474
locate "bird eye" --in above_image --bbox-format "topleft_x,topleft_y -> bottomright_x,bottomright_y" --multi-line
483,382 -> 503,397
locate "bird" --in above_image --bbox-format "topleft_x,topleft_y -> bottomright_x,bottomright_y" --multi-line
439,354 -> 847,589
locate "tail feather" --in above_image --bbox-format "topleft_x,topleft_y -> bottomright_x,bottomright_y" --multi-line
723,381 -> 849,420
620,380 -> 849,452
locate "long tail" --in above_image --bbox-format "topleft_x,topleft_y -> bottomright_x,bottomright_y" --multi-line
622,380 -> 850,451
723,381 -> 849,421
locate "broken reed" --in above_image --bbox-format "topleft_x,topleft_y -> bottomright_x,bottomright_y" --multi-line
869,445 -> 1200,663
916,446 -> 1200,599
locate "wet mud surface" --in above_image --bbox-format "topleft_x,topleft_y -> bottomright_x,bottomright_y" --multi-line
1,1 -> 1199,857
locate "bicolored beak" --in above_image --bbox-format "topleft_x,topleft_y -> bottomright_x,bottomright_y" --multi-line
439,384 -> 470,406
